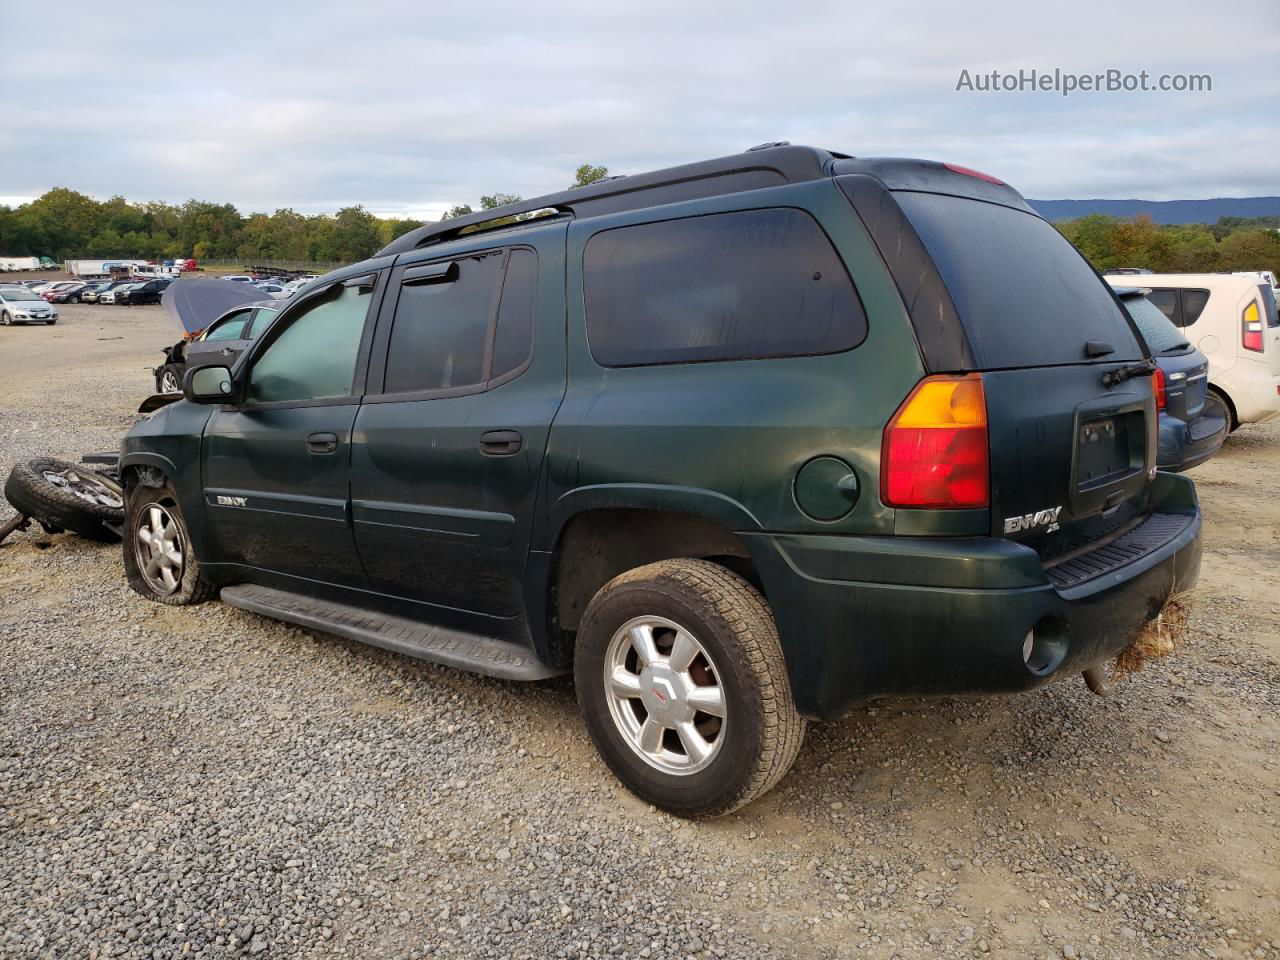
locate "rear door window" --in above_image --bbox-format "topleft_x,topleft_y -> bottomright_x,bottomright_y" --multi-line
896,192 -> 1144,367
382,247 -> 537,396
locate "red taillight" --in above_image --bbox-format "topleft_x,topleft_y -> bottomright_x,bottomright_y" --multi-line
1243,302 -> 1264,352
881,374 -> 989,509
1153,367 -> 1167,410
943,162 -> 1006,186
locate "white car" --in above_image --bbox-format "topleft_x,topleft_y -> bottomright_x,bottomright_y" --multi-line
1107,273 -> 1280,427
223,275 -> 255,283
0,286 -> 58,324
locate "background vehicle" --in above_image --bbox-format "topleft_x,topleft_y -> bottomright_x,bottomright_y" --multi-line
43,283 -> 89,303
1233,270 -> 1279,296
252,282 -> 286,298
0,256 -> 42,271
72,281 -> 115,303
1106,273 -> 1280,428
82,280 -> 134,303
1115,287 -> 1228,470
119,145 -> 1201,818
98,282 -> 140,304
0,286 -> 58,324
153,299 -> 279,392
117,278 -> 173,305
222,275 -> 255,283
34,281 -> 82,297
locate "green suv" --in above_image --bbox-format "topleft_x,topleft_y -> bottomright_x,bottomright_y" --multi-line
119,145 -> 1202,817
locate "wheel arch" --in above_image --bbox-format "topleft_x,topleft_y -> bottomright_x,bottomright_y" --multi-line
1207,381 -> 1239,431
535,489 -> 764,668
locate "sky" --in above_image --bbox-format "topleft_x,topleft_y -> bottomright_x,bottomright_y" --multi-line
2,0 -> 1277,219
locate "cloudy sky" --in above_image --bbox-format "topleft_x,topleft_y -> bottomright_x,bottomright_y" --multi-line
3,0 -> 1276,218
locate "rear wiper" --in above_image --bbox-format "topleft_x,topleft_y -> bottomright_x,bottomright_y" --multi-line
1159,343 -> 1192,355
1101,360 -> 1157,388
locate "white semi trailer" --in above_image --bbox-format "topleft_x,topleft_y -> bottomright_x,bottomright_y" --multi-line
0,256 -> 42,271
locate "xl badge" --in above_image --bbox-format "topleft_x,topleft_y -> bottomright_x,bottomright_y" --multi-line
1003,505 -> 1062,534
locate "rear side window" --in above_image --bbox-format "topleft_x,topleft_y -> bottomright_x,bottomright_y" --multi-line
584,208 -> 865,367
383,247 -> 537,395
896,193 -> 1144,367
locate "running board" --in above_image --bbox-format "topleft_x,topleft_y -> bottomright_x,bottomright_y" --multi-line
220,584 -> 565,681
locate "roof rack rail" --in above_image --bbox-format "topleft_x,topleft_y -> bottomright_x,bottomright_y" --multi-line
376,144 -> 842,258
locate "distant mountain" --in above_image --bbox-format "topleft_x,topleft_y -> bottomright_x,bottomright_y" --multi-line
1027,197 -> 1280,225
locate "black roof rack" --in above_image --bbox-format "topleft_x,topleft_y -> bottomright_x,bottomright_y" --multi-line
376,144 -> 847,257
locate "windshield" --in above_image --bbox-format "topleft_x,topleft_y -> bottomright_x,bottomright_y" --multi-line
2,289 -> 41,301
1122,294 -> 1190,353
896,192 -> 1145,368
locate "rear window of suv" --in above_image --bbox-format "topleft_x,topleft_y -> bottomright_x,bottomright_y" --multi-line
896,192 -> 1144,368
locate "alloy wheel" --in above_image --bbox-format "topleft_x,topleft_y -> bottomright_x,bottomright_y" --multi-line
42,467 -> 123,509
603,616 -> 726,775
134,503 -> 185,595
160,371 -> 180,393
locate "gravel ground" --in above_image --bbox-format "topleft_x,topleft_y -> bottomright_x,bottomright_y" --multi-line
1,302 -> 1277,960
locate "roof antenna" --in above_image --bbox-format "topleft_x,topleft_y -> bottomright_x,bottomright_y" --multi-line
746,141 -> 790,152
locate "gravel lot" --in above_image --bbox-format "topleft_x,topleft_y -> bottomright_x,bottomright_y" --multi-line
2,301 -> 1277,960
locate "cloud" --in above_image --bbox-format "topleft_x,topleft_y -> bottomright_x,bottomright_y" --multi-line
2,0 -> 1277,214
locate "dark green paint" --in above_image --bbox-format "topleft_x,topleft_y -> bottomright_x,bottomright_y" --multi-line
119,171 -> 1203,719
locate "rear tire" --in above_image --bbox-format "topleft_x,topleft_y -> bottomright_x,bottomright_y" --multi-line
123,483 -> 217,605
1208,386 -> 1238,432
3,458 -> 124,542
575,558 -> 805,818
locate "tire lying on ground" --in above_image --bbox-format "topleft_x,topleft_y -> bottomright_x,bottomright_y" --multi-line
4,458 -> 125,542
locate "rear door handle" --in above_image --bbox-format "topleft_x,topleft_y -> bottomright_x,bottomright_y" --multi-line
479,430 -> 523,456
307,432 -> 339,454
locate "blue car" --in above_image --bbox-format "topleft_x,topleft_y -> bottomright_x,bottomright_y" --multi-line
1117,287 -> 1228,471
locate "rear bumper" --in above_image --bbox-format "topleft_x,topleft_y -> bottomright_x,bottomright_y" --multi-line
1157,408 -> 1228,471
744,473 -> 1201,720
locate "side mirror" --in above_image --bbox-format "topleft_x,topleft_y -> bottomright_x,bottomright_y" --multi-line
184,365 -> 237,404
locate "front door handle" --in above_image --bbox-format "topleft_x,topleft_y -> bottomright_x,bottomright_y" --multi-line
479,429 -> 523,456
307,432 -> 339,454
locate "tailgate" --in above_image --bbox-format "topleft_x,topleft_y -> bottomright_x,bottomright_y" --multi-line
854,183 -> 1160,556
984,365 -> 1155,553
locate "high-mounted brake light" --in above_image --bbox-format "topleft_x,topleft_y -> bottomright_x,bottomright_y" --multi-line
1153,367 -> 1167,410
881,374 -> 989,509
943,163 -> 1006,186
1243,301 -> 1264,352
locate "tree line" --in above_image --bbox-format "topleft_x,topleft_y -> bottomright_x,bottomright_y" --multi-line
1055,214 -> 1280,276
0,164 -> 612,266
3,162 -> 1277,277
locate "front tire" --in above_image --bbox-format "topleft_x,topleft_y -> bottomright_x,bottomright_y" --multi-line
123,483 -> 217,605
575,558 -> 805,818
157,363 -> 184,394
1,311 -> 10,326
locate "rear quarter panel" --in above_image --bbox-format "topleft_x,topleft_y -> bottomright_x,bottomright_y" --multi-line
540,179 -> 926,548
